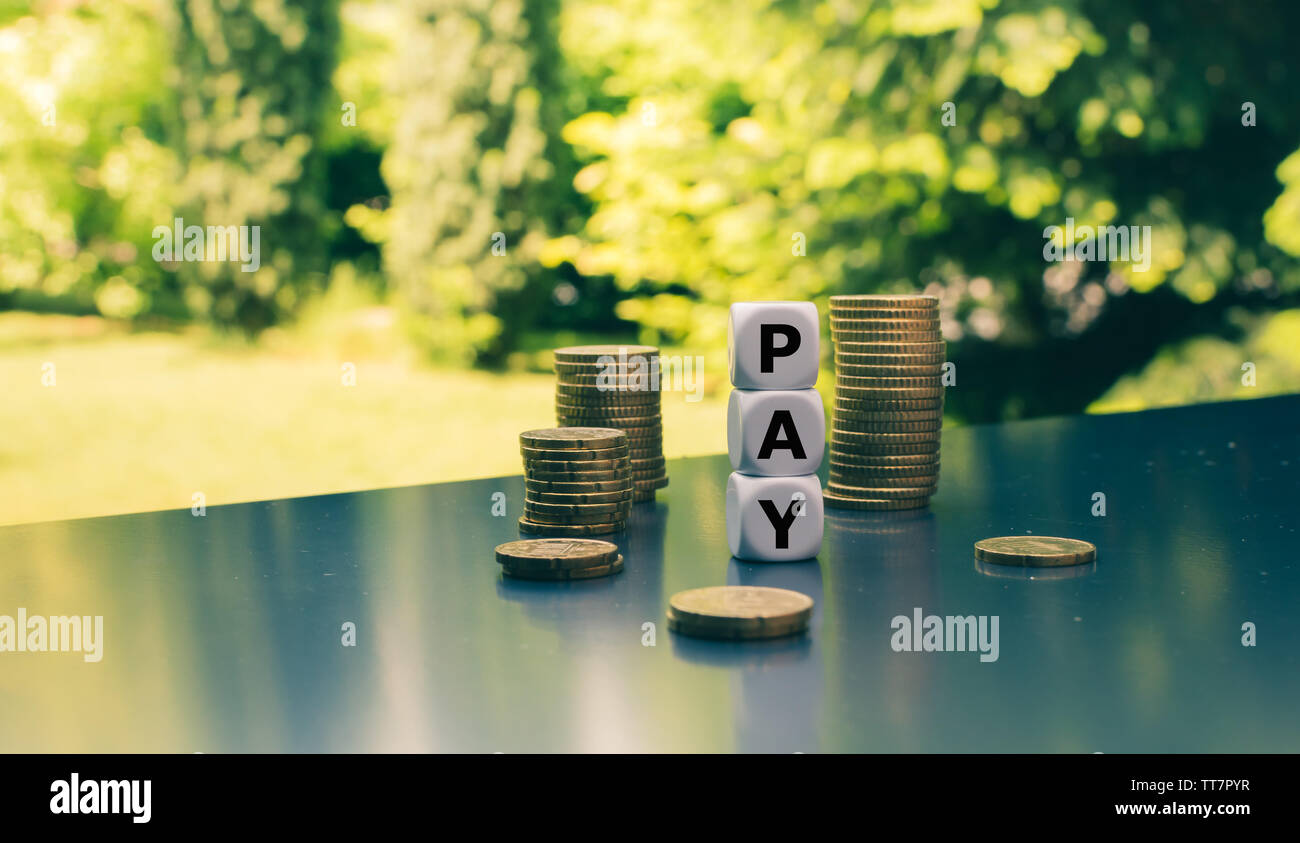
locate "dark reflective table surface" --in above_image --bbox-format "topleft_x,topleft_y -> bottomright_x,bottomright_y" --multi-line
1,396 -> 1297,752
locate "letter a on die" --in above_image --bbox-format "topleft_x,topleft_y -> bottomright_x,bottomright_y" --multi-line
728,302 -> 819,389
728,388 -> 825,476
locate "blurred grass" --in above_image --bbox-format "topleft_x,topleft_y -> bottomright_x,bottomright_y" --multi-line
0,312 -> 730,526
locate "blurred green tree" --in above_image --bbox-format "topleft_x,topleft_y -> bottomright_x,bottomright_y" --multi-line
547,0 -> 1300,419
171,0 -> 340,331
373,0 -> 584,364
0,1 -> 177,319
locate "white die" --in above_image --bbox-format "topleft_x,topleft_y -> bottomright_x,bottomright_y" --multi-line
728,388 -> 825,476
728,302 -> 819,389
726,472 -> 824,562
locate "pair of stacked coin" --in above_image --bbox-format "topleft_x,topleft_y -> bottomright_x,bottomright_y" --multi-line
519,428 -> 632,536
667,586 -> 814,640
825,294 -> 944,511
553,345 -> 668,502
494,538 -> 625,580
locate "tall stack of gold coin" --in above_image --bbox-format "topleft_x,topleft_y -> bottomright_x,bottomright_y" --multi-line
553,345 -> 668,502
824,295 -> 943,511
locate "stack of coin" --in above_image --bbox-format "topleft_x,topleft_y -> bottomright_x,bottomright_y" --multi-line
825,294 -> 943,511
552,345 -> 668,502
667,586 -> 814,640
494,538 -> 625,580
519,427 -> 633,535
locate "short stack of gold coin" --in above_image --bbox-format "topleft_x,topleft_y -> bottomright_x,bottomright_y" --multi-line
552,345 -> 668,502
519,427 -> 632,536
825,294 -> 944,511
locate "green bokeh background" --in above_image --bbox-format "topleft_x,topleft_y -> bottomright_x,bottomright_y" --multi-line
2,0 -> 1298,523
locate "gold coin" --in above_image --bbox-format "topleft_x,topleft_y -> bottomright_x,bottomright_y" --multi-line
518,517 -> 625,536
826,482 -> 937,499
523,499 -> 631,516
520,427 -> 627,450
556,377 -> 660,390
830,294 -> 938,308
828,458 -> 939,476
828,470 -> 939,488
832,428 -> 941,443
833,408 -> 943,423
667,610 -> 808,640
829,317 -> 940,332
553,344 -> 659,361
830,460 -> 938,475
834,351 -> 947,366
837,374 -> 941,389
494,538 -> 620,568
521,445 -> 628,461
525,459 -> 629,474
830,329 -> 942,343
556,410 -> 662,426
833,340 -> 946,355
836,385 -> 945,400
527,489 -> 633,505
502,556 -> 625,580
524,468 -> 631,482
554,389 -> 661,406
835,363 -> 945,378
833,418 -> 941,433
830,442 -> 939,458
835,397 -> 944,412
973,536 -> 1097,567
828,305 -> 940,319
525,478 -> 631,493
522,510 -> 632,526
667,586 -> 813,640
823,492 -> 930,511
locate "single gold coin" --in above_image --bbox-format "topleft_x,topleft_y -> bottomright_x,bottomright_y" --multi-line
518,517 -> 625,536
525,478 -> 631,493
667,586 -> 813,640
555,376 -> 662,390
835,363 -> 945,378
520,427 -> 627,450
527,489 -> 633,505
829,317 -> 940,332
502,555 -> 625,580
830,329 -> 942,344
521,444 -> 628,461
832,468 -> 935,486
823,492 -> 931,511
837,374 -> 941,389
835,350 -> 946,366
832,428 -> 941,443
833,418 -> 942,433
523,499 -> 631,516
556,409 -> 662,426
494,538 -> 620,568
834,340 -> 946,355
833,408 -> 943,423
835,397 -> 944,413
525,458 -> 629,473
827,481 -> 937,500
828,459 -> 940,477
830,294 -> 938,308
974,536 -> 1097,567
553,344 -> 659,361
828,305 -> 940,319
836,385 -> 945,400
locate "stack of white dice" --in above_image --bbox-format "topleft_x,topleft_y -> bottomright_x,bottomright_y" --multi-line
725,302 -> 826,562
